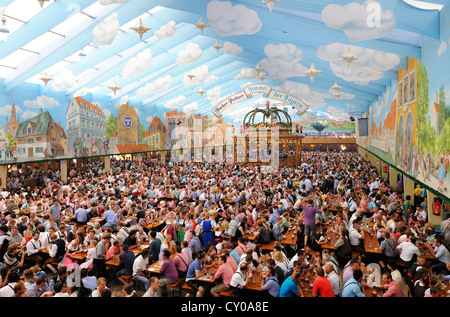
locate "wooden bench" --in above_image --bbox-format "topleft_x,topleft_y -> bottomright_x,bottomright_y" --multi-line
219,290 -> 231,297
167,277 -> 185,297
120,275 -> 133,284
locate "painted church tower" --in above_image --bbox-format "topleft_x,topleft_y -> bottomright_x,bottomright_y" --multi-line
6,101 -> 20,137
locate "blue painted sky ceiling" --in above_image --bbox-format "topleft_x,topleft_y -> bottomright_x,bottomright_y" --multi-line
0,0 -> 448,124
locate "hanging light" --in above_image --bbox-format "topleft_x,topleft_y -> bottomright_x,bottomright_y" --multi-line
0,17 -> 9,34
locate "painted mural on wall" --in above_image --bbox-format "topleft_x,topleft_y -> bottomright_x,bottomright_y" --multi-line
357,7 -> 450,199
368,79 -> 398,165
411,9 -> 450,195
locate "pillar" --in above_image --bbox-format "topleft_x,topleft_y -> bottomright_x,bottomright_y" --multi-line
403,176 -> 415,206
102,156 -> 110,173
0,166 -> 7,190
60,160 -> 68,182
381,164 -> 388,180
389,167 -> 398,191
427,190 -> 442,230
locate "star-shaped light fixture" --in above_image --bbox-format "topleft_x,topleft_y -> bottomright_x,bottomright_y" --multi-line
262,0 -> 280,13
130,18 -> 151,41
211,40 -> 222,54
40,72 -> 52,86
37,0 -> 50,9
258,72 -> 267,83
253,62 -> 264,77
303,63 -> 321,83
194,17 -> 210,35
186,72 -> 195,81
197,87 -> 206,98
340,46 -> 359,69
331,82 -> 341,91
108,80 -> 122,95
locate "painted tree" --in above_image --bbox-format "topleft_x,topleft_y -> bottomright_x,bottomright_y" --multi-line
438,84 -> 449,135
105,114 -> 117,141
416,61 -> 431,154
311,122 -> 325,134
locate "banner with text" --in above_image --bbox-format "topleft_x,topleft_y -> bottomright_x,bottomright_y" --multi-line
212,83 -> 310,119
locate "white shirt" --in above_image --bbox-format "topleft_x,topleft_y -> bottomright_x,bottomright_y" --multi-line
326,270 -> 340,296
26,238 -> 42,256
0,283 -> 16,297
230,269 -> 247,288
132,255 -> 148,276
349,228 -> 362,246
396,241 -> 420,262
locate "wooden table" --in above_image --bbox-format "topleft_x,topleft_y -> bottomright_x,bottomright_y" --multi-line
281,227 -> 298,245
321,222 -> 339,250
224,199 -> 235,205
68,250 -> 88,261
415,241 -> 436,260
143,219 -> 165,230
106,258 -> 121,268
362,230 -> 382,254
244,228 -> 258,241
364,286 -> 384,297
89,217 -> 105,224
148,259 -> 164,274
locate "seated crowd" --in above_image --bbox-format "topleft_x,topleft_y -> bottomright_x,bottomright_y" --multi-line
0,151 -> 449,298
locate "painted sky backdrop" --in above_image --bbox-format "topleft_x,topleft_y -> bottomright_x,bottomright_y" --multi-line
0,0 -> 445,134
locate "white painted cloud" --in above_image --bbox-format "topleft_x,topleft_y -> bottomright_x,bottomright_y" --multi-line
234,68 -> 257,80
0,104 -> 22,116
155,20 -> 176,38
277,80 -> 329,111
182,65 -> 218,86
123,49 -> 152,78
207,86 -> 221,105
164,96 -> 185,109
102,108 -> 112,118
317,43 -> 400,85
120,95 -> 129,105
326,106 -> 349,121
183,102 -> 199,114
136,75 -> 172,95
207,0 -> 262,36
328,87 -> 355,100
321,1 -> 396,41
99,0 -> 129,5
93,12 -> 120,46
73,87 -> 91,97
145,116 -> 153,123
176,43 -> 202,65
438,41 -> 448,56
240,82 -> 254,89
51,69 -> 76,92
23,95 -> 60,109
21,110 -> 38,120
224,41 -> 243,55
260,43 -> 308,82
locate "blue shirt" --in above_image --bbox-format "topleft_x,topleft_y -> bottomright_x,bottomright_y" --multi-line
230,249 -> 240,265
103,209 -> 115,223
261,276 -> 280,297
186,258 -> 202,281
74,208 -> 88,222
279,276 -> 299,297
189,237 -> 202,253
341,278 -> 365,297
82,276 -> 98,291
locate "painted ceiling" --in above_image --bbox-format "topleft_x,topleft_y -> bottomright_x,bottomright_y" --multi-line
0,0 -> 448,126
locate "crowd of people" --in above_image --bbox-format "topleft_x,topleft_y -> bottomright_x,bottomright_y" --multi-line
0,150 -> 449,298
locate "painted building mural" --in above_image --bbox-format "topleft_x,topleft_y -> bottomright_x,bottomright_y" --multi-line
357,6 -> 450,199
